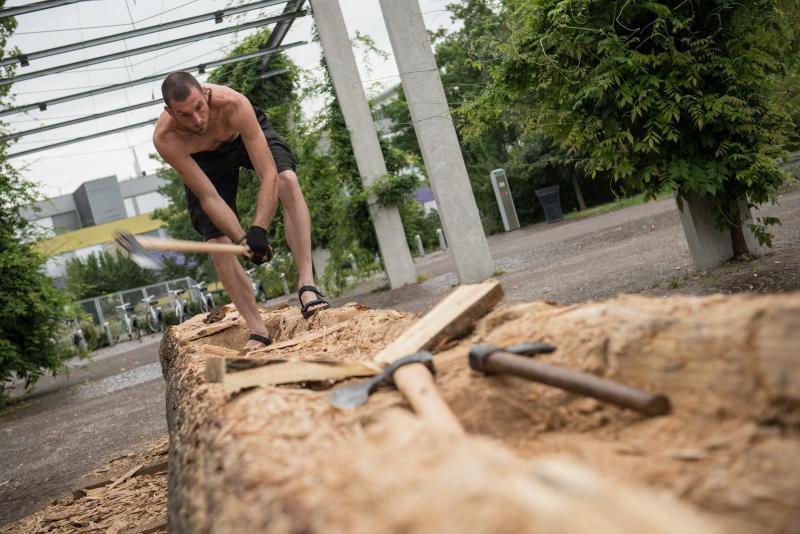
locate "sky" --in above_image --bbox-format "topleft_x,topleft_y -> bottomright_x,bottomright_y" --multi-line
3,0 -> 461,198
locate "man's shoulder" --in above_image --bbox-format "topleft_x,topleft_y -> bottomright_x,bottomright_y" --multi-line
207,83 -> 250,109
153,116 -> 186,154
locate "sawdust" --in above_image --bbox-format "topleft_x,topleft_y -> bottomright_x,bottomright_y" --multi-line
2,436 -> 168,534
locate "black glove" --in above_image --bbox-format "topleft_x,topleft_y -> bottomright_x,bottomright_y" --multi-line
245,225 -> 273,265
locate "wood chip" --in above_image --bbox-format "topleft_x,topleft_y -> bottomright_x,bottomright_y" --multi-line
107,464 -> 144,491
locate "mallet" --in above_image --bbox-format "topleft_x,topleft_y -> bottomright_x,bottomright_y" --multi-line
115,232 -> 249,270
469,343 -> 671,416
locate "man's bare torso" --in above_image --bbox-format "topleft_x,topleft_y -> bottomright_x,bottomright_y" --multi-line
153,83 -> 245,156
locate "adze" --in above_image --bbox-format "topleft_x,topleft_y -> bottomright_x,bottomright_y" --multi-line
115,232 -> 249,270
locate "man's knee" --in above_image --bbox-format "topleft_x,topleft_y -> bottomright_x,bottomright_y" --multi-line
278,170 -> 304,202
207,235 -> 235,266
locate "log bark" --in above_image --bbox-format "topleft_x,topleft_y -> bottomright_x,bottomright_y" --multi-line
161,293 -> 800,533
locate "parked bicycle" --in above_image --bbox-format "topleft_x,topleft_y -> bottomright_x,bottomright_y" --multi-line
115,303 -> 141,342
169,288 -> 193,324
246,267 -> 268,303
141,295 -> 166,333
191,281 -> 215,313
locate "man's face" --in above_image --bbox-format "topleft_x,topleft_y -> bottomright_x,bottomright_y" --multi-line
167,87 -> 209,134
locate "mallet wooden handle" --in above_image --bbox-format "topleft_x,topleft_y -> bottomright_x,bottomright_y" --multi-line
136,236 -> 248,255
486,351 -> 671,416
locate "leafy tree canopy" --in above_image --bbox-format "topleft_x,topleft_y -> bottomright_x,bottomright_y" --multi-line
468,0 -> 798,246
0,7 -> 74,396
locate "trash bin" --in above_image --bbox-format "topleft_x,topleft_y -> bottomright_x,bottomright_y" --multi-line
534,185 -> 563,223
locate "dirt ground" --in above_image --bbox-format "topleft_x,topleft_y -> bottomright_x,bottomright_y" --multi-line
1,189 -> 798,530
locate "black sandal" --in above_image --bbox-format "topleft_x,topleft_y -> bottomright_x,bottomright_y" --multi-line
247,333 -> 272,347
298,285 -> 330,319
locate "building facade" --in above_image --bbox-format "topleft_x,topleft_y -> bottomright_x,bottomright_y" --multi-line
24,173 -> 170,281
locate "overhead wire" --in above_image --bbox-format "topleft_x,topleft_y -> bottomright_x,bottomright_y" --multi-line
12,0 -> 202,34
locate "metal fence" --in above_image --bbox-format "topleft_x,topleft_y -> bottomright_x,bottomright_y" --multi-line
75,276 -> 207,341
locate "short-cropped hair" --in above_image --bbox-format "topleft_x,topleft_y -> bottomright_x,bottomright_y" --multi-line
161,72 -> 202,106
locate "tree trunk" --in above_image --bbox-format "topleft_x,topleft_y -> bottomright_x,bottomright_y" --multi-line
730,223 -> 750,257
161,293 -> 800,533
570,174 -> 587,211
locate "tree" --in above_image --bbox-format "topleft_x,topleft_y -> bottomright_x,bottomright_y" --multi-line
380,1 -> 626,233
469,0 -> 798,253
0,7 -> 73,397
64,250 -> 158,300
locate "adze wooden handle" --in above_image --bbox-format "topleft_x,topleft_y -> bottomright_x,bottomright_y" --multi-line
135,235 -> 248,255
392,363 -> 464,435
370,279 -> 504,435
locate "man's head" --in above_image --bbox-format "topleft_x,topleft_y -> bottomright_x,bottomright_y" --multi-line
161,72 -> 210,134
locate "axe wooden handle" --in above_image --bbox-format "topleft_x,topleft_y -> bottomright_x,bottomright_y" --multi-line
136,236 -> 248,255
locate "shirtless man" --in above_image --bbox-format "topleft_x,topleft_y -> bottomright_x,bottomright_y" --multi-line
153,71 -> 328,350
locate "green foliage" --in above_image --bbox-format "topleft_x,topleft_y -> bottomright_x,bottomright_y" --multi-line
65,250 -> 158,300
79,320 -> 108,351
398,202 -> 441,254
378,0 -> 624,234
469,0 -> 798,246
364,173 -> 419,206
0,10 -> 75,397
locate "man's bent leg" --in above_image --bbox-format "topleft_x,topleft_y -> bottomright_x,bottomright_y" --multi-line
277,170 -> 318,306
208,235 -> 270,348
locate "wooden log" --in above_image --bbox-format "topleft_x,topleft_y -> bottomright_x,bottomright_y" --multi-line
160,292 -> 800,533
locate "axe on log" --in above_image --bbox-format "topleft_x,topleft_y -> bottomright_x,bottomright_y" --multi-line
115,232 -> 250,270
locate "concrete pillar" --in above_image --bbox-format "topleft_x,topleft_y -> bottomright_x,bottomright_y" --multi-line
379,0 -> 494,283
676,193 -> 763,270
675,194 -> 733,270
310,0 -> 417,289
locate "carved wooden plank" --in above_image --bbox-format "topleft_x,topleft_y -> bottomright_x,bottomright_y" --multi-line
375,279 -> 503,364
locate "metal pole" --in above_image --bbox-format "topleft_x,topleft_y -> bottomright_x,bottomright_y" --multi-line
0,41 -> 305,118
0,0 -> 290,68
279,272 -> 289,296
0,99 -> 160,143
0,0 -> 97,19
0,12 -> 306,86
436,228 -> 447,250
93,297 -> 104,327
415,234 -> 425,256
8,118 -> 158,159
258,0 -> 305,71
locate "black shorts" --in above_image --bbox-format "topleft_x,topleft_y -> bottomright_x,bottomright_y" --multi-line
186,108 -> 297,240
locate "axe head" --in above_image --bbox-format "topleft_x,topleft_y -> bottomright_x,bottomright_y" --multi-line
115,232 -> 163,270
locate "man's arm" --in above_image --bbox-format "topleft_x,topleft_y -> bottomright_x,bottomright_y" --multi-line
235,99 -> 279,230
154,137 -> 246,243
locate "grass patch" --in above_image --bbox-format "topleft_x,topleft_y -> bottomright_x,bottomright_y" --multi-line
565,191 -> 671,221
492,269 -> 506,277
